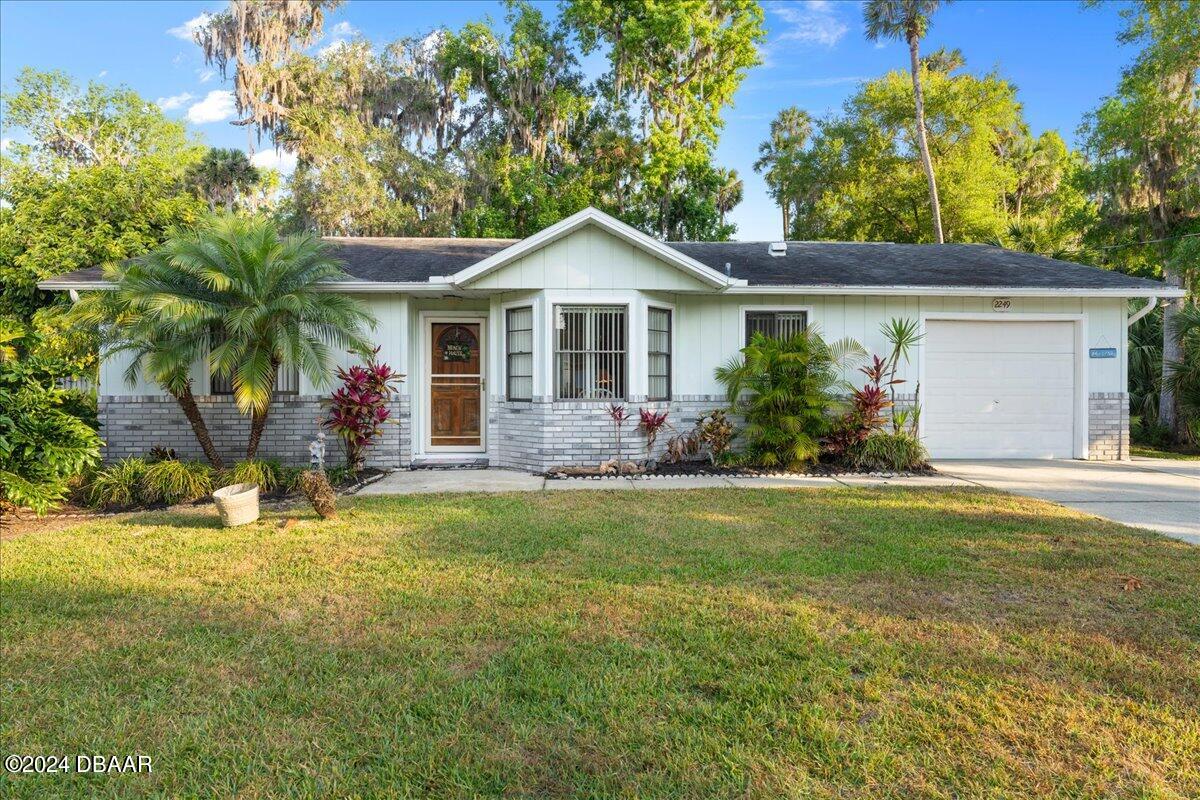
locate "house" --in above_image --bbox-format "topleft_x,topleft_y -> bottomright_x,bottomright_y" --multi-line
40,207 -> 1184,470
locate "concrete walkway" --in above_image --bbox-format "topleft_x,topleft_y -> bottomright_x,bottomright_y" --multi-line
933,458 -> 1200,545
355,469 -> 973,496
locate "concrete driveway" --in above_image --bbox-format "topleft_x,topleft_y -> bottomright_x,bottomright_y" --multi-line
933,458 -> 1200,545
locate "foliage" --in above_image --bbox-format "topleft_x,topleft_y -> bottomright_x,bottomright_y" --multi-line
849,431 -> 929,472
139,459 -> 214,506
219,459 -> 283,493
323,348 -> 404,473
715,329 -> 864,470
1129,306 -> 1164,427
1164,303 -> 1200,443
637,409 -> 670,459
606,403 -> 632,471
0,69 -> 205,340
0,370 -> 102,517
696,409 -> 736,465
84,458 -> 148,510
186,148 -> 263,212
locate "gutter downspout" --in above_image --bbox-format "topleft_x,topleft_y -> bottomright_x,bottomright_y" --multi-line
1126,296 -> 1158,327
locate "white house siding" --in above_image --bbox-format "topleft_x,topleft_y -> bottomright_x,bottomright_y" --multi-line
94,221 -> 1131,467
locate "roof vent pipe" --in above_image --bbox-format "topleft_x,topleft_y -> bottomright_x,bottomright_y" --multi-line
724,262 -> 731,277
768,242 -> 787,257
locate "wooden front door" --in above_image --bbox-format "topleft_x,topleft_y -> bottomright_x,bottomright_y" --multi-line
429,321 -> 483,450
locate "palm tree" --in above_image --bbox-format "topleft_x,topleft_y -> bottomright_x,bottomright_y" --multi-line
177,216 -> 375,457
754,107 -> 812,237
186,148 -> 261,212
864,0 -> 949,243
72,277 -> 226,468
714,168 -> 743,227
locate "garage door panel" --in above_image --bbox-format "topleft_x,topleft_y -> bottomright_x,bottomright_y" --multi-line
924,320 -> 1077,459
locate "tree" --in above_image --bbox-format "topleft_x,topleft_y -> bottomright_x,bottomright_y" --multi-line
754,107 -> 812,236
864,0 -> 950,243
763,63 -> 1023,244
195,0 -> 340,149
564,0 -> 764,238
128,216 -> 375,457
0,328 -> 101,518
714,168 -> 743,228
0,69 -> 205,374
70,271 -> 226,468
186,148 -> 262,212
1079,0 -> 1200,439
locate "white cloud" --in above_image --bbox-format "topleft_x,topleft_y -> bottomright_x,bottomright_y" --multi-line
168,13 -> 211,41
769,0 -> 849,47
319,38 -> 352,58
156,92 -> 195,111
197,68 -> 217,84
97,70 -> 108,79
328,21 -> 358,38
250,148 -> 298,175
186,90 -> 236,124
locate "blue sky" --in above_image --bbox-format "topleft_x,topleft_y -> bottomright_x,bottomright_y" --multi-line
0,1 -> 1135,241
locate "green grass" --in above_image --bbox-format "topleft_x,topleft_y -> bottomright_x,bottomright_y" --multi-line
1132,444 -> 1200,460
2,488 -> 1198,798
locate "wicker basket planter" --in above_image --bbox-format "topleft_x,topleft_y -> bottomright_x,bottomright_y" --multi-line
212,482 -> 260,527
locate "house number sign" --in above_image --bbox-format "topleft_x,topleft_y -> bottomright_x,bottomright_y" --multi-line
992,297 -> 1012,311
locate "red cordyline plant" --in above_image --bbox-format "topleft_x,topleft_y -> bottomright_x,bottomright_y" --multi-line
607,404 -> 632,473
825,355 -> 895,456
638,409 -> 670,460
323,348 -> 405,473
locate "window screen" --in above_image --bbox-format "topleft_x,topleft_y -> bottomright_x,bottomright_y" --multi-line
647,307 -> 671,401
555,305 -> 626,400
744,310 -> 808,344
506,306 -> 534,400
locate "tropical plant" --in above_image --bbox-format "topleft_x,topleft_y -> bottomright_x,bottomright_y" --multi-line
715,330 -> 864,470
638,409 -> 670,461
186,148 -> 262,212
298,469 -> 337,519
606,404 -> 632,473
139,459 -> 214,506
850,432 -> 929,472
97,216 -> 375,458
219,459 -> 283,493
84,458 -> 149,510
0,367 -> 102,517
323,348 -> 404,473
71,278 -> 224,468
697,410 -> 736,465
1164,303 -> 1200,443
863,0 -> 950,243
880,317 -> 923,432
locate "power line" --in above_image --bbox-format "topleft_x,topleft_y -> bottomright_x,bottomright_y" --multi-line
1094,231 -> 1200,251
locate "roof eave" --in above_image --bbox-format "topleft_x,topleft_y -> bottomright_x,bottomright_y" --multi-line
723,284 -> 1185,298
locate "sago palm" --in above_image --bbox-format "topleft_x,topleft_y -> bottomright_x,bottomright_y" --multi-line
716,329 -> 865,469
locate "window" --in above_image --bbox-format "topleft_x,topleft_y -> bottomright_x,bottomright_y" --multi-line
209,328 -> 299,396
555,305 -> 626,400
647,307 -> 671,401
745,310 -> 807,344
505,306 -> 534,401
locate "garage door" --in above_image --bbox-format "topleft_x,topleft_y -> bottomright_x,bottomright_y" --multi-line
923,320 -> 1076,459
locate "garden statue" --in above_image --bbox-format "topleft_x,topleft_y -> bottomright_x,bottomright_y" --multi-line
309,432 -> 326,471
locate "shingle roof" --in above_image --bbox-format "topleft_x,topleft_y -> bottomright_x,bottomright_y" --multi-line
40,236 -> 1171,293
670,241 -> 1169,291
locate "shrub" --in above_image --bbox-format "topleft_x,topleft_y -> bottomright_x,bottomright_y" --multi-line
850,432 -> 929,472
825,355 -> 894,457
85,458 -> 149,510
323,348 -> 404,472
277,466 -> 304,494
219,459 -> 282,492
715,330 -> 864,470
0,341 -> 102,516
140,460 -> 213,505
638,409 -> 670,460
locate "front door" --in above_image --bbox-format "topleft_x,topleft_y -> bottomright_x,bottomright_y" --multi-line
428,321 -> 484,451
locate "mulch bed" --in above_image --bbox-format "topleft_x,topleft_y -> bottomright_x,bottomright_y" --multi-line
545,460 -> 937,479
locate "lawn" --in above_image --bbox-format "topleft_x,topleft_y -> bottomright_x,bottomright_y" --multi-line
1132,444 -> 1200,460
2,488 -> 1198,798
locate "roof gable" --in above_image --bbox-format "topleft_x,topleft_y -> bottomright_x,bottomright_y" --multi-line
450,207 -> 738,290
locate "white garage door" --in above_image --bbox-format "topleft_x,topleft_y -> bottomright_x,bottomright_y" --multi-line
924,320 -> 1077,459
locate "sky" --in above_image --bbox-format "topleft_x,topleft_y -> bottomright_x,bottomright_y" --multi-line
0,0 -> 1137,241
